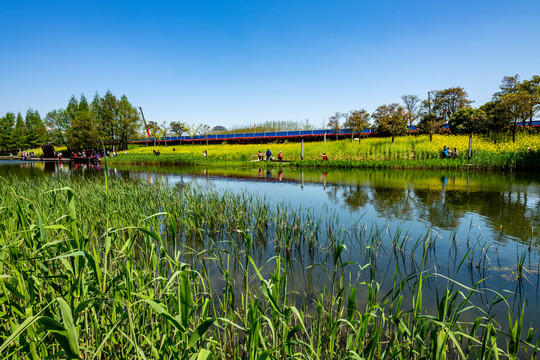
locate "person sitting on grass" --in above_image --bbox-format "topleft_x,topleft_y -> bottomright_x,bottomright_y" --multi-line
320,153 -> 328,161
452,147 -> 458,158
441,146 -> 450,158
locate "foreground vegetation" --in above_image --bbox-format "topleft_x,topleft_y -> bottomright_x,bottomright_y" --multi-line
106,133 -> 540,170
0,174 -> 539,359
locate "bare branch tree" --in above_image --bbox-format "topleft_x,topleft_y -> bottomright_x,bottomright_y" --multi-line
327,112 -> 343,140
401,94 -> 420,134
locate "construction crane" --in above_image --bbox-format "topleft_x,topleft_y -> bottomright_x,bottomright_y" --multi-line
138,107 -> 154,146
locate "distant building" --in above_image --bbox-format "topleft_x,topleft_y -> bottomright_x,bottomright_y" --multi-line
213,126 -> 227,132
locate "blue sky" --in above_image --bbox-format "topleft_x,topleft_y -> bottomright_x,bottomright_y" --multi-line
1,0 -> 539,129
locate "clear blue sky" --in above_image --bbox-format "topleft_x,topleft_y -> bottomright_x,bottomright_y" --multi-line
1,0 -> 539,129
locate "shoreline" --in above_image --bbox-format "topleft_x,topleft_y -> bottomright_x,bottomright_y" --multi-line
3,153 -> 537,171
104,153 -> 538,171
5,134 -> 540,170
0,156 -> 72,162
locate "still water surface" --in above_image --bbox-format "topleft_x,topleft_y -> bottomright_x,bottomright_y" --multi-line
2,160 -> 540,325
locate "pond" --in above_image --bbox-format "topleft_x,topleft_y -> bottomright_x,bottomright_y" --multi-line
2,159 -> 540,327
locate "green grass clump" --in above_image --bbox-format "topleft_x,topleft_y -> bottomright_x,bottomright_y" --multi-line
0,175 -> 538,359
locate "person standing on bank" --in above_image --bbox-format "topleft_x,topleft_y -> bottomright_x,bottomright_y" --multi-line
266,149 -> 272,161
278,151 -> 283,162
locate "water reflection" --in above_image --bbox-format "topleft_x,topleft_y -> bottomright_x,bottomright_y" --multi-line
342,184 -> 370,210
104,167 -> 540,243
309,171 -> 540,243
1,161 -> 539,244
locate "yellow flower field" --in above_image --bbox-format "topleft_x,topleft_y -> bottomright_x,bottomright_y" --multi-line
20,133 -> 540,170
125,133 -> 540,162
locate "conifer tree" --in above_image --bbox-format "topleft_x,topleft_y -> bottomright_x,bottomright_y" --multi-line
12,112 -> 27,150
0,112 -> 16,149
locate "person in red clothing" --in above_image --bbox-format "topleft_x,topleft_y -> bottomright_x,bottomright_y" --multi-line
320,153 -> 327,161
278,151 -> 283,162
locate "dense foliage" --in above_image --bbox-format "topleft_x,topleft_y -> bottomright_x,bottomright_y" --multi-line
0,91 -> 140,152
0,110 -> 47,151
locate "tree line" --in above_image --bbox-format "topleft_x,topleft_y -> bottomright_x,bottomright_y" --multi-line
0,91 -> 140,152
330,74 -> 540,143
1,74 -> 538,152
136,73 -> 540,147
0,109 -> 47,151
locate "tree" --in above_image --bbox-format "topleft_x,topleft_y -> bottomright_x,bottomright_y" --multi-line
372,103 -> 407,142
44,109 -> 70,146
449,108 -> 489,135
520,76 -> 540,129
25,109 -> 47,147
170,121 -> 187,138
303,119 -> 315,131
86,92 -> 140,150
43,95 -> 80,148
147,121 -> 160,147
184,124 -> 201,145
64,94 -> 99,150
449,108 -> 489,158
95,90 -> 119,146
0,112 -> 15,149
65,95 -> 80,124
494,74 -> 521,98
479,101 -> 506,135
344,109 -> 370,143
158,122 -> 169,146
13,113 -> 26,150
432,87 -> 472,120
58,94 -> 98,150
79,94 -> 90,113
419,96 -> 432,118
499,92 -> 528,143
401,94 -> 420,134
495,75 -> 540,131
327,112 -> 342,140
417,113 -> 445,141
490,75 -> 530,139
200,124 -> 212,145
116,95 -> 141,150
67,110 -> 99,150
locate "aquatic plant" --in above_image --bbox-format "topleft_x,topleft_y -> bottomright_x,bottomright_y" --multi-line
0,175 -> 538,358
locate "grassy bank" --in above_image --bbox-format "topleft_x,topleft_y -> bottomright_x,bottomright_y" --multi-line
0,175 -> 539,358
107,134 -> 540,170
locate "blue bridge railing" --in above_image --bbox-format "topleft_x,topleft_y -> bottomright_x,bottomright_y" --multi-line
133,121 -> 540,144
133,128 -> 384,144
